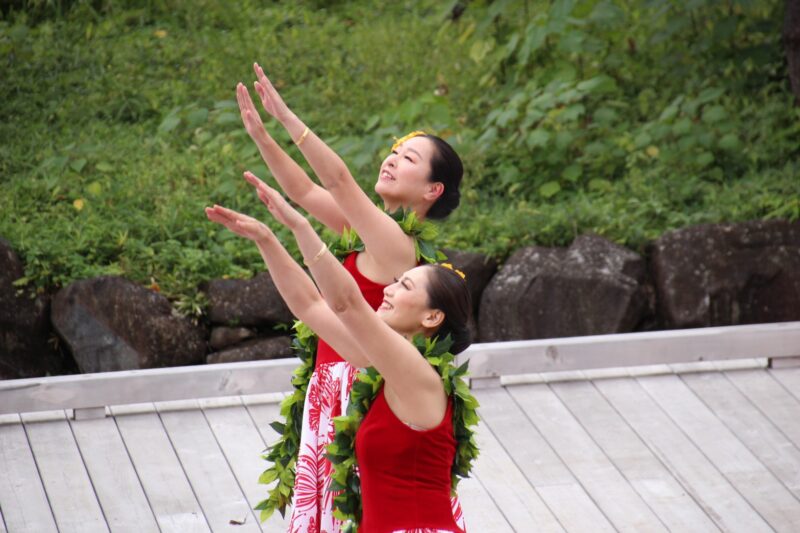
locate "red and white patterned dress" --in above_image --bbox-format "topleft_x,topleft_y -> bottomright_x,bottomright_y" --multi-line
287,252 -> 466,533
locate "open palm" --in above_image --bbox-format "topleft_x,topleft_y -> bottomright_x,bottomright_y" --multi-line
205,205 -> 272,242
253,63 -> 292,123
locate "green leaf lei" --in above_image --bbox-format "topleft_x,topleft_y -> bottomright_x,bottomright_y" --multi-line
325,335 -> 481,533
254,320 -> 317,521
256,208 -> 445,522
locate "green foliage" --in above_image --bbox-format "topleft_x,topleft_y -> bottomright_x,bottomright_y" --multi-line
1,0 -> 797,305
0,1 -> 482,307
435,0 -> 799,258
256,320 -> 317,521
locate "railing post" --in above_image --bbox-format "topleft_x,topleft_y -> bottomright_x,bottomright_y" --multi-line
73,406 -> 107,420
769,356 -> 800,369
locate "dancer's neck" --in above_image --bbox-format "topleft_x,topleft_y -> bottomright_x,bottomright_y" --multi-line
382,200 -> 427,221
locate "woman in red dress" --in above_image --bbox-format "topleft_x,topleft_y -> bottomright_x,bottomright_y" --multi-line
236,64 -> 466,531
206,184 -> 472,533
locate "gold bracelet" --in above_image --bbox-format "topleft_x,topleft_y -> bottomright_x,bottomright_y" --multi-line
303,242 -> 327,267
294,126 -> 310,147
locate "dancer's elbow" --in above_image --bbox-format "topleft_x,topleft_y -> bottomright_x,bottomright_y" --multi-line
323,165 -> 350,191
286,291 -> 323,322
329,290 -> 359,315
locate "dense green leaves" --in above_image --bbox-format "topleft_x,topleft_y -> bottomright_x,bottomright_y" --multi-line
1,0 -> 798,308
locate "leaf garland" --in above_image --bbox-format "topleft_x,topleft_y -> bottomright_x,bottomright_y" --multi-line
256,209 -> 443,522
325,335 -> 480,532
254,320 -> 317,521
387,207 -> 447,264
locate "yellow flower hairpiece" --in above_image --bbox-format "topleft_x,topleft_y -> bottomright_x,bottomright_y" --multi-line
439,262 -> 466,280
391,130 -> 427,152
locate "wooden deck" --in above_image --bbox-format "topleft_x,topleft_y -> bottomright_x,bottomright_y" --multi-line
2,323 -> 800,532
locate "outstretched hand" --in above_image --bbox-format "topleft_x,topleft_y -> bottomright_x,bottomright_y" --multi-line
252,63 -> 293,124
237,82 -> 268,143
205,204 -> 272,243
243,171 -> 307,230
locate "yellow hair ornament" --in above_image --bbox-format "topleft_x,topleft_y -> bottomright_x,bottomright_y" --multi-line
439,262 -> 466,280
391,130 -> 427,152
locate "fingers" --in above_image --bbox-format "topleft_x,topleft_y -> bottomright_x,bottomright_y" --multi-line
205,206 -> 237,231
261,184 -> 283,204
205,205 -> 227,219
236,83 -> 247,116
242,171 -> 279,212
243,170 -> 264,186
237,82 -> 255,111
237,83 -> 259,128
206,204 -> 268,240
254,63 -> 271,88
243,171 -> 271,199
243,171 -> 281,201
254,81 -> 268,104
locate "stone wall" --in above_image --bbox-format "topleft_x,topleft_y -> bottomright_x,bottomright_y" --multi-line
2,219 -> 799,378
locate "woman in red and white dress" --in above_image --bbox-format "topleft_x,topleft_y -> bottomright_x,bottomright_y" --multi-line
237,64 -> 466,532
206,185 -> 472,533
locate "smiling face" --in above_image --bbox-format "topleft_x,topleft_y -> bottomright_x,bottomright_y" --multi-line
374,136 -> 444,216
377,266 -> 444,337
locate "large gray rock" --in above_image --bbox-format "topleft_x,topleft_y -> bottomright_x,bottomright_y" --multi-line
479,234 -> 649,341
206,335 -> 293,364
209,326 -> 258,351
650,219 -> 800,328
206,273 -> 293,327
51,276 -> 207,373
0,239 -> 69,379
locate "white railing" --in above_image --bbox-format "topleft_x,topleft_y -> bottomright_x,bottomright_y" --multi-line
1,322 -> 798,415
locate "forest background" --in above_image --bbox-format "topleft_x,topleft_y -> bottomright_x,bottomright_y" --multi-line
2,0 -> 798,318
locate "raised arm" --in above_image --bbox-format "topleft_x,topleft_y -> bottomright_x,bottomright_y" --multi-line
252,64 -> 416,279
237,83 -> 349,233
257,184 -> 446,428
204,202 -> 369,368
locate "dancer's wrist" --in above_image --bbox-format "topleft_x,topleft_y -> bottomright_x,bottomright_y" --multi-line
254,230 -> 276,248
303,242 -> 328,267
281,113 -> 304,136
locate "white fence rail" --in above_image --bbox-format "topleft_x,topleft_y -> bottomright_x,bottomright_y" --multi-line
2,322 -> 798,415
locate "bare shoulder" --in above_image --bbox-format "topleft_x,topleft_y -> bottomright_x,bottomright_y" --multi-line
383,368 -> 448,430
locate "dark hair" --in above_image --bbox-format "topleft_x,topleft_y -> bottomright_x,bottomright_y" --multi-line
422,135 -> 463,220
423,264 -> 472,354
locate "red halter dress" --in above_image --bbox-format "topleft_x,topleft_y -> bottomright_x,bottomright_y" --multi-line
356,387 -> 465,533
287,252 -> 466,533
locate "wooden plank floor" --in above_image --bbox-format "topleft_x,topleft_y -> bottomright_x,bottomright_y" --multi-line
2,366 -> 800,532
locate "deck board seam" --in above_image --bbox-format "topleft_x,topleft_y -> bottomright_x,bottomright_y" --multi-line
683,372 -> 800,506
505,384 -> 621,532
110,413 -> 164,533
590,379 -> 725,532
549,381 -> 673,532
153,403 -> 214,531
242,397 -> 277,451
20,414 -> 61,533
634,375 -> 776,530
469,468 -> 518,532
65,414 -> 112,532
199,404 -> 266,532
725,370 -> 800,452
475,391 -> 569,532
766,368 -> 800,404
